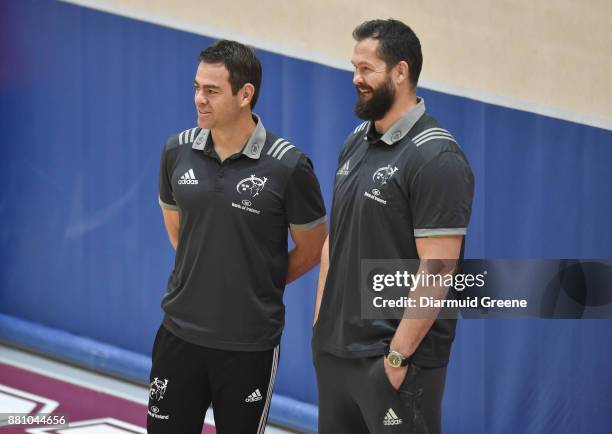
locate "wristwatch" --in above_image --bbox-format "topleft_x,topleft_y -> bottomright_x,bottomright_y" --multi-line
386,349 -> 412,368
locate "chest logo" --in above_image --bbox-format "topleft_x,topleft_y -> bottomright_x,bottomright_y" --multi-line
237,174 -> 268,198
372,165 -> 398,186
178,168 -> 199,185
365,165 -> 398,205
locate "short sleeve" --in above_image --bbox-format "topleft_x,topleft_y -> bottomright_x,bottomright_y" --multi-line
285,155 -> 327,230
410,151 -> 474,237
158,144 -> 178,211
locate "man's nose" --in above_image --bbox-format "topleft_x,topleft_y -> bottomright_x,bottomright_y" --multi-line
353,70 -> 363,86
195,90 -> 208,105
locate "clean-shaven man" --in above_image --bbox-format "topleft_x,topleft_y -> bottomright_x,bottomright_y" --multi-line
150,40 -> 327,434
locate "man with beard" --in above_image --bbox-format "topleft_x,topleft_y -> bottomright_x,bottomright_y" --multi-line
312,19 -> 474,434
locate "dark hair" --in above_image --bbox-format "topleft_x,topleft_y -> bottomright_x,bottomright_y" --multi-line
353,19 -> 422,88
199,40 -> 262,109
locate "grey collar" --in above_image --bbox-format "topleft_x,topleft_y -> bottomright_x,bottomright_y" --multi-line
192,113 -> 266,159
372,97 -> 426,145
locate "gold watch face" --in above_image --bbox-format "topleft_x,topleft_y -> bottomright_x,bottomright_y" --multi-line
387,352 -> 403,368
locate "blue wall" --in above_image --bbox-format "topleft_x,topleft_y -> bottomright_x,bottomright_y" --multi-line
1,1 -> 611,433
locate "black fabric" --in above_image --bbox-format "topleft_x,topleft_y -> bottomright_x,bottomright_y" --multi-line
158,125 -> 325,351
147,325 -> 278,434
314,347 -> 447,434
313,112 -> 474,366
285,155 -> 327,227
158,138 -> 179,207
410,151 -> 474,232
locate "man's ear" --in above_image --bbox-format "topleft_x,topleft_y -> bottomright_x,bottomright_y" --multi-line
395,61 -> 410,85
240,83 -> 255,108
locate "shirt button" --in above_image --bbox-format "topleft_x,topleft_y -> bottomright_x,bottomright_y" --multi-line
391,131 -> 402,141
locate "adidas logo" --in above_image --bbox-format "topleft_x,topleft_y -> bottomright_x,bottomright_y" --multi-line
245,389 -> 263,403
383,408 -> 402,426
178,169 -> 198,185
337,160 -> 351,176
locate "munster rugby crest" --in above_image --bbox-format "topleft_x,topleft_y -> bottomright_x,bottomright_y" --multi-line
149,377 -> 168,401
372,165 -> 399,186
236,174 -> 268,198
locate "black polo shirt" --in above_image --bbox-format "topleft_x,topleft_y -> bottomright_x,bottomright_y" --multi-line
158,115 -> 326,351
312,99 -> 474,367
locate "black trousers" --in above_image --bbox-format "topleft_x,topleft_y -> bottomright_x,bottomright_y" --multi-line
147,325 -> 279,434
314,349 -> 448,434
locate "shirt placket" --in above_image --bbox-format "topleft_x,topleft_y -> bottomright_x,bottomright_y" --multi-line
214,160 -> 228,192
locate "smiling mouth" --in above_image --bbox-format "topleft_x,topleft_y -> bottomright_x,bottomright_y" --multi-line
357,87 -> 372,95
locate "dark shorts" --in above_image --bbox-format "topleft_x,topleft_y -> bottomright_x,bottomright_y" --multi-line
147,325 -> 279,434
314,349 -> 447,434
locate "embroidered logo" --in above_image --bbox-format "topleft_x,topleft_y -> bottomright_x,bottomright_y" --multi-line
372,165 -> 398,186
236,174 -> 268,198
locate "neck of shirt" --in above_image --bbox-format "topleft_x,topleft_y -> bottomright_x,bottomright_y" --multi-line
211,114 -> 257,161
374,94 -> 419,136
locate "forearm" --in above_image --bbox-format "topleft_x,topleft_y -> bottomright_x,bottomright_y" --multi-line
390,274 -> 442,355
287,223 -> 327,284
168,232 -> 178,250
162,209 -> 180,250
390,318 -> 435,356
313,236 -> 329,325
166,222 -> 179,250
286,244 -> 321,284
391,257 -> 458,356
